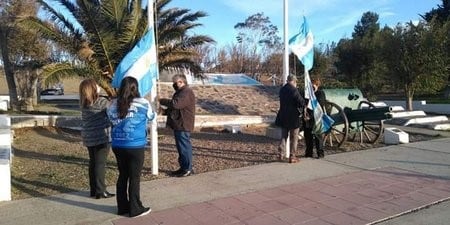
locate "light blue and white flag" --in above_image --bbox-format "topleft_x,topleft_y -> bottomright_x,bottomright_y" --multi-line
112,28 -> 158,97
289,16 -> 333,134
289,16 -> 314,72
304,70 -> 334,134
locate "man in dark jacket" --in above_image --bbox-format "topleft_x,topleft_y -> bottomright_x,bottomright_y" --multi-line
275,75 -> 306,163
160,74 -> 196,177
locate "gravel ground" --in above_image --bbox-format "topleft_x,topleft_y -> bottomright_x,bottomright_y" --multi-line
10,125 -> 435,200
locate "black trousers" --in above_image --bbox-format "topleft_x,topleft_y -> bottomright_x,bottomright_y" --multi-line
304,127 -> 324,157
112,147 -> 146,217
87,143 -> 109,196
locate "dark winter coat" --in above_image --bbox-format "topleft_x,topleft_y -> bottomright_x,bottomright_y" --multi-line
275,83 -> 306,129
160,85 -> 196,132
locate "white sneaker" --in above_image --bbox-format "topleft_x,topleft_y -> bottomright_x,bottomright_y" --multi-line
132,207 -> 151,218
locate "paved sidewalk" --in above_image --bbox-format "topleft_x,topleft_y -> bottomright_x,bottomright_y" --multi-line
113,167 -> 450,225
1,137 -> 449,225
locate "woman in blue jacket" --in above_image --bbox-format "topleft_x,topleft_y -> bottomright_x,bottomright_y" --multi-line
107,77 -> 154,218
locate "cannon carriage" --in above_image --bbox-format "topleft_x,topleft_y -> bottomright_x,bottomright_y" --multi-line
320,89 -> 392,148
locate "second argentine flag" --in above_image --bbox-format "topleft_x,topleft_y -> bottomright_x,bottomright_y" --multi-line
112,30 -> 158,97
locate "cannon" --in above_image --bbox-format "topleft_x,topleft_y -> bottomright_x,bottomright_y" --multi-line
320,89 -> 392,148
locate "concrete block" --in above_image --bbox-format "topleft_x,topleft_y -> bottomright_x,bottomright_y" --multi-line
403,116 -> 448,126
266,126 -> 281,139
0,129 -> 11,144
224,124 -> 241,134
384,127 -> 409,145
389,110 -> 426,118
0,101 -> 8,111
0,163 -> 11,201
0,145 -> 11,202
0,145 -> 11,161
0,115 -> 10,128
390,106 -> 405,111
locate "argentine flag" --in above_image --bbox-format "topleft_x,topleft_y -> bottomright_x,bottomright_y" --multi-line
289,16 -> 334,134
112,29 -> 158,97
289,16 -> 314,71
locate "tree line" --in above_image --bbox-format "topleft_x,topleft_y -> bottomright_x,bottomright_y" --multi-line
200,1 -> 449,110
0,0 -> 449,111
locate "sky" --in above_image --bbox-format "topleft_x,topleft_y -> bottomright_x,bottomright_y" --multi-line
166,0 -> 442,47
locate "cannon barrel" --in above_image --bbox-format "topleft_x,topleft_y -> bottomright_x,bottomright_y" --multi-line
343,106 -> 392,122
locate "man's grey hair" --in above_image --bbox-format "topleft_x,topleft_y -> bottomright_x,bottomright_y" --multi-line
172,74 -> 188,84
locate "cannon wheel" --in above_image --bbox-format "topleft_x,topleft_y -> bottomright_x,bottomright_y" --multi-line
349,101 -> 384,144
322,101 -> 349,148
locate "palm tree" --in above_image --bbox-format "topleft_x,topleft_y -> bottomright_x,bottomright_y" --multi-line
156,0 -> 215,74
23,0 -> 214,96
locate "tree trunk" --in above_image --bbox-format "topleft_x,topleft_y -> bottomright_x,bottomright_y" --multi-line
404,84 -> 414,111
0,27 -> 19,111
32,78 -> 38,106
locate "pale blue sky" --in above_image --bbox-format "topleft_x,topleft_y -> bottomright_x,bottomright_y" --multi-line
167,0 -> 441,47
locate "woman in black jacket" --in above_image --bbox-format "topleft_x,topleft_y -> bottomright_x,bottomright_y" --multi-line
304,78 -> 326,158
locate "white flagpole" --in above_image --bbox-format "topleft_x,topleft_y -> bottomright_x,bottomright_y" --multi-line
148,0 -> 159,175
283,0 -> 290,159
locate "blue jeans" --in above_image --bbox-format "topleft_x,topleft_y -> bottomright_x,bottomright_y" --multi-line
174,131 -> 193,171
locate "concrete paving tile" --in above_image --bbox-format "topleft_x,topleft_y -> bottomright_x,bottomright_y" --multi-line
209,197 -> 265,221
252,199 -> 291,213
404,191 -> 444,204
234,192 -> 271,204
435,180 -> 450,192
320,198 -> 359,211
296,202 -> 338,217
374,183 -> 417,196
278,183 -> 310,193
304,181 -> 335,190
319,183 -> 364,197
243,213 -> 290,225
113,215 -> 159,225
365,201 -> 405,215
371,167 -> 423,183
320,212 -> 368,225
366,175 -> 400,186
296,190 -> 338,202
352,177 -> 393,189
273,193 -> 315,208
404,176 -> 440,189
387,196 -> 425,210
343,206 -> 390,222
339,193 -> 379,206
271,208 -> 315,224
179,202 -> 239,225
297,218 -> 334,225
317,174 -> 362,186
358,188 -> 394,202
257,187 -> 290,199
417,187 -> 450,199
150,208 -> 202,225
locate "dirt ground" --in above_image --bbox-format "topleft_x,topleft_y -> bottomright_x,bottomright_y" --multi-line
10,125 -> 435,200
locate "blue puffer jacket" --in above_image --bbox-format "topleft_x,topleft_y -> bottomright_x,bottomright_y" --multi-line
107,97 -> 155,148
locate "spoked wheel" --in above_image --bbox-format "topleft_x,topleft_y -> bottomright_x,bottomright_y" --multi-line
348,101 -> 384,144
322,101 -> 349,148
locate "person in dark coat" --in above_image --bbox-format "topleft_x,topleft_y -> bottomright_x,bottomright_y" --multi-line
160,74 -> 196,177
275,75 -> 306,163
304,77 -> 326,158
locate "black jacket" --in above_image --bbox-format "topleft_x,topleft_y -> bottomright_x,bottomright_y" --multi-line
304,88 -> 326,129
275,83 -> 306,129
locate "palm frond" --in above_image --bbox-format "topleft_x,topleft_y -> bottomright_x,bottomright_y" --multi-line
41,62 -> 91,86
